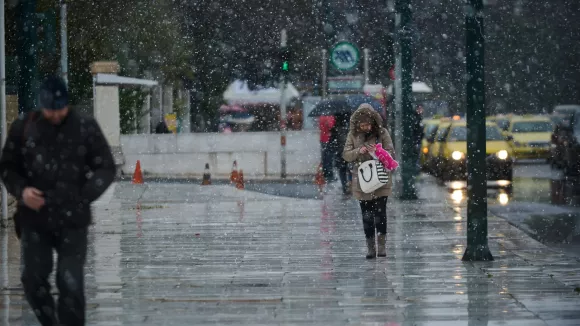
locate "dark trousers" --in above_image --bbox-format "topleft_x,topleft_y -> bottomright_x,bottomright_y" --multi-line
20,227 -> 88,326
321,142 -> 335,180
335,156 -> 350,193
359,197 -> 388,239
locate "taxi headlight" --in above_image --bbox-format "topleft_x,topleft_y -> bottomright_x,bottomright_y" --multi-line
496,150 -> 509,160
452,151 -> 464,161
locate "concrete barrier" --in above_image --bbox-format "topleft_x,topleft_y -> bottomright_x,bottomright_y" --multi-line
120,131 -> 322,178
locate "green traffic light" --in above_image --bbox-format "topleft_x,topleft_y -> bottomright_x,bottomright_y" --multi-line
282,61 -> 289,71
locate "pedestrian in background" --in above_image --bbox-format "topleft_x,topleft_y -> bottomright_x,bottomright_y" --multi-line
0,75 -> 116,326
329,112 -> 351,195
343,104 -> 395,259
319,115 -> 336,182
413,105 -> 425,161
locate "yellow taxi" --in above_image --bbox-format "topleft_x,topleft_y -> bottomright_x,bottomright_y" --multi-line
507,115 -> 553,159
420,118 -> 441,170
426,119 -> 452,176
436,121 -> 514,181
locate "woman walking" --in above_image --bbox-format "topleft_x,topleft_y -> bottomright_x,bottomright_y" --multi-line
343,104 -> 395,259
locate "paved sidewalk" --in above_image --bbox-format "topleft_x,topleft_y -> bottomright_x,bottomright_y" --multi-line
1,179 -> 579,325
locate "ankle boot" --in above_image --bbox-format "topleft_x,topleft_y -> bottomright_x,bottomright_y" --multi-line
377,234 -> 386,257
366,238 -> 376,259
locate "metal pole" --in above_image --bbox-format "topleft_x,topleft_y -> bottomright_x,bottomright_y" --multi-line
462,0 -> 493,261
395,0 -> 418,200
60,0 -> 68,85
363,48 -> 370,84
321,49 -> 327,99
279,29 -> 287,179
1,0 -> 8,226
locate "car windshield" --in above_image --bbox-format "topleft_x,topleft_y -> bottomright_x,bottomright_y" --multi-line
436,126 -> 449,142
496,119 -> 510,131
511,121 -> 552,133
447,126 -> 507,142
486,126 -> 505,141
447,127 -> 467,142
425,125 -> 438,139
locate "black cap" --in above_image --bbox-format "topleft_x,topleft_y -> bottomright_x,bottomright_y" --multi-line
38,75 -> 69,110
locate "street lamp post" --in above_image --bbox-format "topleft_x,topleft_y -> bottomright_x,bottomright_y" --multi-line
462,0 -> 493,262
1,0 -> 8,226
394,0 -> 418,200
60,0 -> 68,85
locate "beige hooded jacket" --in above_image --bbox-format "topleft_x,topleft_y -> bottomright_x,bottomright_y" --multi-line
343,104 -> 395,200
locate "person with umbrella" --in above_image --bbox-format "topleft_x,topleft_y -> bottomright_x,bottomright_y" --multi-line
329,112 -> 351,195
343,103 -> 395,259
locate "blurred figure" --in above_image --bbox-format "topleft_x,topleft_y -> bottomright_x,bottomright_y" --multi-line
413,105 -> 425,166
329,113 -> 351,195
155,119 -> 171,133
343,104 -> 395,259
319,115 -> 336,182
0,76 -> 116,326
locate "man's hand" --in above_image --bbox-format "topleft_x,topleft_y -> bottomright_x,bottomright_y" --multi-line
22,187 -> 45,211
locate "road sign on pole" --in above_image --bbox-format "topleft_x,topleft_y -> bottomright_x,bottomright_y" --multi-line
330,42 -> 360,71
462,0 -> 494,262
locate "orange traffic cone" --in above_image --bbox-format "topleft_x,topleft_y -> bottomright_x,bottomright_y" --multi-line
132,160 -> 144,184
202,163 -> 212,185
236,170 -> 245,190
230,160 -> 239,184
314,163 -> 325,192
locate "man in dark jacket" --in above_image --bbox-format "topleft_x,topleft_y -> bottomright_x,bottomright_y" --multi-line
0,76 -> 116,326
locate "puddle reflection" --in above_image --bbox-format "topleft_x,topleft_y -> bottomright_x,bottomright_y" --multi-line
465,264 -> 490,326
320,200 -> 335,281
447,186 -> 513,207
136,202 -> 143,238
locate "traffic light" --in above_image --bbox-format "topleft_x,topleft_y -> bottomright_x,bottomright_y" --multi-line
280,47 -> 291,75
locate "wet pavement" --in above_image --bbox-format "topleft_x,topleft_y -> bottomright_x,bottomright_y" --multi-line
1,177 -> 580,325
441,163 -> 580,258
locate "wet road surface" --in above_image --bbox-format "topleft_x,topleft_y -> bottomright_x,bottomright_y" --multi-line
1,179 -> 579,325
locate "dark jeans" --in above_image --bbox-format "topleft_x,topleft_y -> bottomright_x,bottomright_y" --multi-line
21,227 -> 88,326
359,197 -> 388,239
321,142 -> 335,181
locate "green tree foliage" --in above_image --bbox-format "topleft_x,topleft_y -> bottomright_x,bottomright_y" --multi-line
7,0 -> 193,105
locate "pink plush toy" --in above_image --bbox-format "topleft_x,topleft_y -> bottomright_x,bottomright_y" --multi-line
375,143 -> 399,171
